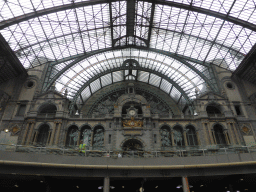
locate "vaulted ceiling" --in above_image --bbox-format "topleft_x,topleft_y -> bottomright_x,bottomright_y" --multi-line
0,0 -> 256,110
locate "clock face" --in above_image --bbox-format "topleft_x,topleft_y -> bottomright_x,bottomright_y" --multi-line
129,110 -> 136,116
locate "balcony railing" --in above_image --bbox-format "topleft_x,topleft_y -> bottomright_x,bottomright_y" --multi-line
0,143 -> 255,158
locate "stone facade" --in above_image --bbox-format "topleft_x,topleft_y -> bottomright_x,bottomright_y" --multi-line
1,64 -> 256,152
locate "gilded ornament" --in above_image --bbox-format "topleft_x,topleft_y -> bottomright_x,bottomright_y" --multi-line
122,117 -> 143,128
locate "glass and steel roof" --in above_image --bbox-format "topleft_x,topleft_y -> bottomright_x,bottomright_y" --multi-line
0,0 -> 256,108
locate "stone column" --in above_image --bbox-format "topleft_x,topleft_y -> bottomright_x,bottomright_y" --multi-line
196,131 -> 201,145
26,121 -> 35,145
202,120 -> 210,145
232,122 -> 241,145
49,122 -> 58,146
103,177 -> 110,192
182,177 -> 190,192
227,122 -> 236,145
206,121 -> 214,145
54,122 -> 62,146
21,123 -> 30,145
63,130 -> 68,146
212,130 -> 217,144
77,129 -> 81,146
183,130 -> 188,146
171,130 -> 175,146
46,131 -> 52,146
91,131 -> 94,147
224,130 -> 230,145
32,131 -> 39,145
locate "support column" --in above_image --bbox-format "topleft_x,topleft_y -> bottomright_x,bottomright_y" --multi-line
202,120 -> 210,145
103,177 -> 110,192
77,129 -> 81,146
224,130 -> 230,145
227,122 -> 236,145
26,121 -> 35,145
46,131 -> 52,146
171,130 -> 175,146
54,122 -> 62,146
182,177 -> 190,192
196,131 -> 201,145
21,123 -> 30,145
63,131 -> 68,146
232,122 -> 241,145
183,130 -> 188,146
91,131 -> 94,147
49,122 -> 58,146
206,121 -> 214,145
212,130 -> 217,144
32,131 -> 39,145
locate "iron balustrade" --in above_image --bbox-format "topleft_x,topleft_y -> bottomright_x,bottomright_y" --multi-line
0,143 -> 255,158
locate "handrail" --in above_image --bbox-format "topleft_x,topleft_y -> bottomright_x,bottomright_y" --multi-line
0,143 -> 255,158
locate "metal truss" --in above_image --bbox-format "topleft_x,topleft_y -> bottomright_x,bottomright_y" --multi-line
67,65 -> 195,114
1,0 -> 255,31
43,46 -> 216,92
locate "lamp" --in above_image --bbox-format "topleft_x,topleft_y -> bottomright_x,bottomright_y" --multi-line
4,128 -> 9,133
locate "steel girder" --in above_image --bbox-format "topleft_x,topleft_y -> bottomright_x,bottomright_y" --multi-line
67,66 -> 195,113
0,0 -> 255,32
43,46 -> 217,93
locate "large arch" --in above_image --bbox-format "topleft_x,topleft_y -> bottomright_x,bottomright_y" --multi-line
80,81 -> 181,116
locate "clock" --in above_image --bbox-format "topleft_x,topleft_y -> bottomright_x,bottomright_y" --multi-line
129,109 -> 136,116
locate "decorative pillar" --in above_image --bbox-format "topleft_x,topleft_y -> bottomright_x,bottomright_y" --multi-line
206,122 -> 214,145
49,121 -> 58,146
46,131 -> 52,146
224,130 -> 230,145
227,122 -> 236,145
212,130 -> 217,144
232,122 -> 241,145
202,120 -> 210,145
171,129 -> 175,146
91,130 -> 94,147
182,177 -> 190,192
77,129 -> 81,146
103,177 -> 110,192
26,121 -> 35,145
21,123 -> 30,145
32,131 -> 39,145
196,131 -> 201,145
54,121 -> 62,146
183,130 -> 188,146
63,130 -> 68,146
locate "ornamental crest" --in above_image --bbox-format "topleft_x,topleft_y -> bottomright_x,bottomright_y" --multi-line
122,117 -> 143,127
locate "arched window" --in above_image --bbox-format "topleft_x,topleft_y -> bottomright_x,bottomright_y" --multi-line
80,125 -> 91,147
93,126 -> 104,148
206,105 -> 221,116
66,126 -> 79,147
186,126 -> 198,146
213,124 -> 227,145
160,126 -> 172,147
37,124 -> 50,146
173,126 -> 185,146
38,104 -> 57,116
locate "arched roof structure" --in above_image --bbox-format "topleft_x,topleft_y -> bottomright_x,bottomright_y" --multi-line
0,0 -> 256,112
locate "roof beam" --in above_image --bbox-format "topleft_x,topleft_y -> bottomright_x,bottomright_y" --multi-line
126,0 -> 135,37
153,0 -> 256,32
43,46 -> 216,92
109,1 -> 114,47
48,45 -> 211,67
147,1 -> 155,48
0,0 -> 255,32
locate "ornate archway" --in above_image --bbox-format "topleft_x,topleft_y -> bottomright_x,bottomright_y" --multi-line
122,139 -> 144,151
